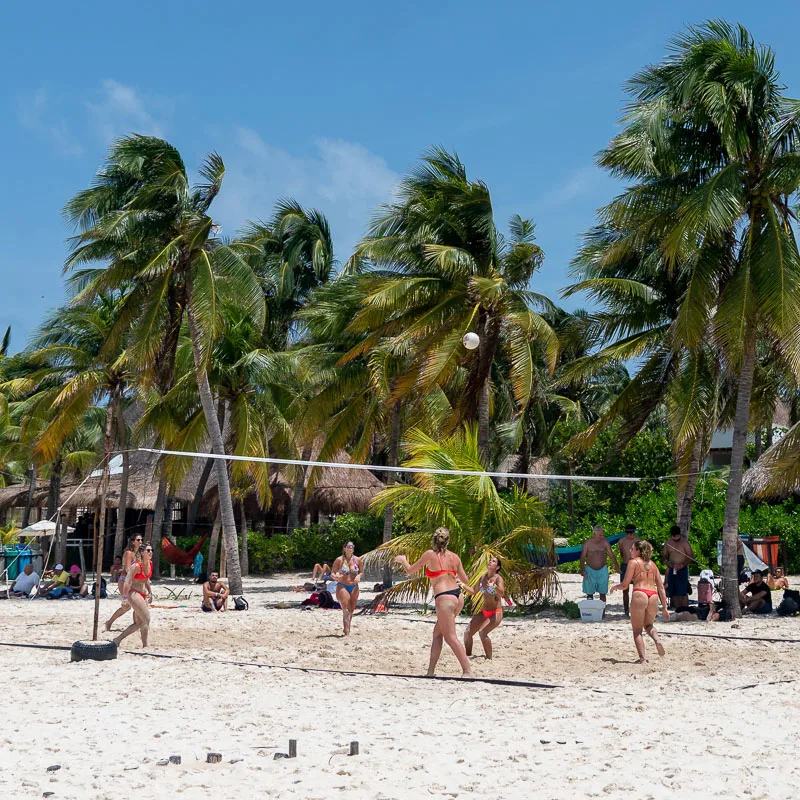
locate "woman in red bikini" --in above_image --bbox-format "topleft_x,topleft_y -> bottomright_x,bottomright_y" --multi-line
460,556 -> 505,659
611,540 -> 669,663
395,527 -> 472,677
112,544 -> 153,649
104,534 -> 143,632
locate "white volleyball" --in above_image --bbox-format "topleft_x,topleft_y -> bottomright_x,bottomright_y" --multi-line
462,332 -> 480,350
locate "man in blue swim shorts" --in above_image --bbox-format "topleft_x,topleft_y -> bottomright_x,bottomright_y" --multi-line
580,525 -> 619,603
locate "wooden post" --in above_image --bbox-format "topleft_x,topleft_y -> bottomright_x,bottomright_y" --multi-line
349,741 -> 359,756
288,739 -> 297,758
92,400 -> 115,641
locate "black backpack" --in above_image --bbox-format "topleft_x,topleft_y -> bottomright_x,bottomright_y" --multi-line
92,578 -> 107,599
777,589 -> 800,617
317,590 -> 334,609
233,596 -> 249,611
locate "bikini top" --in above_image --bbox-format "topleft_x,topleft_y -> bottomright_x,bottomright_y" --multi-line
340,558 -> 359,575
133,561 -> 152,582
425,553 -> 457,579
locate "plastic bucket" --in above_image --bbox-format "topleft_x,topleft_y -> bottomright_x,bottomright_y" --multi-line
578,599 -> 606,622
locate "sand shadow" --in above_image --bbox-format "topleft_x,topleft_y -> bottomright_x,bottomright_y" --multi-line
601,657 -> 641,665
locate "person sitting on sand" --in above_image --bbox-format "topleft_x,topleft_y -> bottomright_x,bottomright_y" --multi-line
611,540 -> 669,663
39,564 -> 70,597
662,525 -> 694,610
395,527 -> 473,678
617,523 -> 640,618
766,567 -> 789,591
202,571 -> 229,612
110,556 -> 124,583
580,526 -> 619,604
113,544 -> 153,648
671,599 -> 729,622
460,557 -> 505,660
312,562 -> 331,582
331,542 -> 362,635
740,570 -> 772,614
8,564 -> 40,597
66,565 -> 88,597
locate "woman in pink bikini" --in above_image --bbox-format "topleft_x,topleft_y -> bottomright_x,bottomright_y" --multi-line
460,557 -> 505,659
611,540 -> 669,663
395,527 -> 472,677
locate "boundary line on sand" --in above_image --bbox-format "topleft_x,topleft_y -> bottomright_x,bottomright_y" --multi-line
660,631 -> 800,644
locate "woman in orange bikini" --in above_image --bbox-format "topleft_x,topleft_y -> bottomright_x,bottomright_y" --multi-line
395,527 -> 472,677
331,541 -> 362,635
460,556 -> 505,659
611,540 -> 669,663
104,534 -> 143,632
112,544 -> 153,649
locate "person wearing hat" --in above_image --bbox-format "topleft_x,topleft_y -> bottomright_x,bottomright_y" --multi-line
39,564 -> 70,596
66,565 -> 88,597
617,524 -> 641,618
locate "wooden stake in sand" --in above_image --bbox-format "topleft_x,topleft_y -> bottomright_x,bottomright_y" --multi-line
349,741 -> 359,756
288,739 -> 297,758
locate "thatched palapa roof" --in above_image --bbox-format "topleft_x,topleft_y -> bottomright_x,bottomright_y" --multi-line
742,422 -> 800,502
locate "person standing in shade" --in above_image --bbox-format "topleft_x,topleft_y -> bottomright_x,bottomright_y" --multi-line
617,523 -> 641,618
580,526 -> 619,605
662,525 -> 694,610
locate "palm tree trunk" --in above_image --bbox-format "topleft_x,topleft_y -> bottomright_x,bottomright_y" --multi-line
150,475 -> 167,580
382,404 -> 402,544
186,299 -> 243,596
287,444 -> 312,534
92,399 -> 115,640
753,425 -> 763,461
721,329 -> 757,617
677,438 -> 703,537
21,466 -> 36,528
185,457 -> 214,536
208,508 -> 222,572
475,314 -> 499,465
47,461 -> 65,564
113,398 -> 129,558
239,501 -> 249,576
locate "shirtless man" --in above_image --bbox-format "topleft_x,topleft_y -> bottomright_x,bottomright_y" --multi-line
617,523 -> 640,617
202,571 -> 229,613
580,526 -> 619,604
766,567 -> 789,591
662,525 -> 694,610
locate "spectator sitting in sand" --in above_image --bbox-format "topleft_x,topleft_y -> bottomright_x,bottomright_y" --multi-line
671,600 -> 730,622
110,556 -> 124,583
8,564 -> 40,597
740,570 -> 772,614
766,567 -> 789,591
202,571 -> 229,612
39,564 -> 69,596
312,562 -> 331,582
66,565 -> 88,597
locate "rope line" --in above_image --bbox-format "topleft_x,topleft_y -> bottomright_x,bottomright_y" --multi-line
137,447 -> 642,483
660,631 -> 800,644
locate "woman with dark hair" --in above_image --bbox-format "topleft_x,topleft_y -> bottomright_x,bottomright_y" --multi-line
113,544 -> 153,649
611,540 -> 669,663
331,541 -> 362,635
104,533 -> 143,631
395,527 -> 472,677
460,556 -> 505,659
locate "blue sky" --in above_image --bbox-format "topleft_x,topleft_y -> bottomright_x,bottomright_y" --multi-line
2,1 -> 798,352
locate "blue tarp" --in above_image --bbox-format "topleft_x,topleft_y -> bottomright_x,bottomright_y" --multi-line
524,533 -> 626,566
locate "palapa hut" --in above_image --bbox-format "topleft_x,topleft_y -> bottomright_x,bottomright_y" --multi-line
742,422 -> 800,502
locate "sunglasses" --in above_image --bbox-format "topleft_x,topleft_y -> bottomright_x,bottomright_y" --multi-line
145,547 -> 153,553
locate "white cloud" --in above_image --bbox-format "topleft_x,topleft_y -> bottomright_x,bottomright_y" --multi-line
85,79 -> 168,141
215,129 -> 399,260
17,88 -> 83,157
540,165 -> 605,208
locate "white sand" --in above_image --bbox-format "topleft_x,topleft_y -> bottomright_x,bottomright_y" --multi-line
1,572 -> 799,799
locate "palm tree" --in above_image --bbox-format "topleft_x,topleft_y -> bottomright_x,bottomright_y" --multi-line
63,135 -> 265,595
351,148 -> 558,464
599,21 -> 800,613
367,425 -> 556,606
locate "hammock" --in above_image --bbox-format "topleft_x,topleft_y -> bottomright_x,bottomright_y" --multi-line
161,535 -> 209,567
524,533 -> 626,566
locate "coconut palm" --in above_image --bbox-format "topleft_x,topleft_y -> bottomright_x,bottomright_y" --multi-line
63,135 -> 265,595
350,149 -> 558,464
367,425 -> 556,607
599,21 -> 800,612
